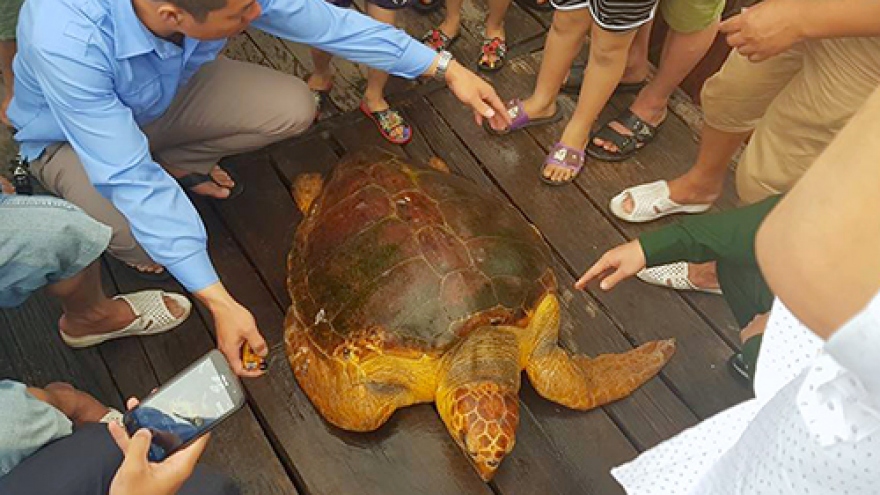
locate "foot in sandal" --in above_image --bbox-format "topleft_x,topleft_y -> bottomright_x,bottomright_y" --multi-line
636,261 -> 722,295
610,178 -> 719,223
59,290 -> 191,347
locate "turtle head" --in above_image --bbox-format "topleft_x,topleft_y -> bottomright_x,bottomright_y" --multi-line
438,382 -> 520,481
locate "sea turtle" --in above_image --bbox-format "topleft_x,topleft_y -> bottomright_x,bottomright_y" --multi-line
283,149 -> 674,480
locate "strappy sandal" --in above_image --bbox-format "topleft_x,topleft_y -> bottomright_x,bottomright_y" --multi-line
60,290 -> 192,348
636,262 -> 723,294
540,142 -> 585,186
485,98 -> 563,136
562,63 -> 647,95
176,165 -> 244,200
587,109 -> 665,162
478,37 -> 507,72
360,102 -> 413,145
421,28 -> 459,52
412,0 -> 444,13
609,180 -> 712,223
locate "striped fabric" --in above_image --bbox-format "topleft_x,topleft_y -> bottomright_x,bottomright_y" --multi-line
551,0 -> 658,32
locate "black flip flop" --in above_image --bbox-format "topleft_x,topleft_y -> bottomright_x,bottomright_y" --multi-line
176,166 -> 244,200
562,63 -> 646,95
412,0 -> 443,13
586,109 -> 663,162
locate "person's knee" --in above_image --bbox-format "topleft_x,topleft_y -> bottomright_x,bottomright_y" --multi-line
550,10 -> 589,36
263,76 -> 316,141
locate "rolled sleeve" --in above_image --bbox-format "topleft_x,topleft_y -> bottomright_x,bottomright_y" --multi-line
253,0 -> 436,79
30,46 -> 218,292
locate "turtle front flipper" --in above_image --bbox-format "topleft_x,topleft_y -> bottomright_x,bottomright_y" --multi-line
525,294 -> 675,410
292,173 -> 324,214
436,327 -> 521,481
285,308 -> 427,432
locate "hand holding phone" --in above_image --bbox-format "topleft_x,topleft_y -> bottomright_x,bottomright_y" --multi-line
122,350 -> 246,462
108,417 -> 208,495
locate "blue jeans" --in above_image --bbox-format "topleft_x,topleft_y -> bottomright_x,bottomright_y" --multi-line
0,194 -> 110,307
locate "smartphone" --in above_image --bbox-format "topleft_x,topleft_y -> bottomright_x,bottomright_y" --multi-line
123,350 -> 246,462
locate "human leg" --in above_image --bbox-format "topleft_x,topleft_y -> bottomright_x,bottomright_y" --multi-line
613,47 -> 804,220
542,24 -> 638,183
144,57 -> 315,196
735,37 -> 880,203
361,3 -> 412,144
592,7 -> 721,157
0,423 -> 240,495
28,146 -> 164,274
478,0 -> 513,70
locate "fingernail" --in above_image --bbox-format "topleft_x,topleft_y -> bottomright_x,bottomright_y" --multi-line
485,109 -> 496,118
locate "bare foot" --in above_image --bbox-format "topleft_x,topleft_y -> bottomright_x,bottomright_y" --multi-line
128,262 -> 165,275
42,382 -> 110,425
59,295 -> 187,338
619,173 -> 723,215
686,261 -> 720,291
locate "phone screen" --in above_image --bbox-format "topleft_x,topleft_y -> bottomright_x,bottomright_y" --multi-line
125,357 -> 237,462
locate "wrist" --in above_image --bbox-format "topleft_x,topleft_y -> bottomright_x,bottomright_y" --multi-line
195,282 -> 236,313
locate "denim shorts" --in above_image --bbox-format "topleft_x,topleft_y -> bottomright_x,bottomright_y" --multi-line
0,194 -> 111,307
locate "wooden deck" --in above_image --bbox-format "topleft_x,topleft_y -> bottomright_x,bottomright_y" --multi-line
1,5 -> 752,494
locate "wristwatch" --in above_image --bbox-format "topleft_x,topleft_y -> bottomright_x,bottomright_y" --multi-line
433,50 -> 454,82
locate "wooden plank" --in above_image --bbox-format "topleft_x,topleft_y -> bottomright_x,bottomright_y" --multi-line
428,85 -> 751,418
0,293 -> 122,409
202,151 -> 494,495
92,257 -> 300,495
328,113 -> 648,494
223,33 -> 276,69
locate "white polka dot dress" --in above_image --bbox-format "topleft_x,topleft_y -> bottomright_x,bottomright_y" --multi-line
612,295 -> 880,494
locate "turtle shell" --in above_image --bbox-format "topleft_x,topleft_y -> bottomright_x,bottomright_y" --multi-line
287,150 -> 555,359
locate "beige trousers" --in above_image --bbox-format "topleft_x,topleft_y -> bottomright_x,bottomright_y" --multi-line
31,57 -> 316,266
700,36 -> 880,203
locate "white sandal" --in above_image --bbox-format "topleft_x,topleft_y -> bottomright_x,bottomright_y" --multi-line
609,180 -> 712,223
61,290 -> 192,348
636,262 -> 722,295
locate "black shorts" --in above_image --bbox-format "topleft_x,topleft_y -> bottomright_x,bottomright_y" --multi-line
549,0 -> 658,32
328,0 -> 410,10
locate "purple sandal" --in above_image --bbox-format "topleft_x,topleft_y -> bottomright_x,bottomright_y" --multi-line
485,98 -> 563,136
540,142 -> 585,186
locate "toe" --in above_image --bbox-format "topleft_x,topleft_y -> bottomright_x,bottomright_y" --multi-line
162,296 -> 186,319
622,193 -> 635,214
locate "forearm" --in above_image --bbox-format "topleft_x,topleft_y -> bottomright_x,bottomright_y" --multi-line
799,0 -> 880,39
0,40 -> 14,94
640,195 -> 782,267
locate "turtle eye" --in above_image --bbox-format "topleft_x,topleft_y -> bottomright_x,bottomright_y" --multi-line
489,317 -> 503,325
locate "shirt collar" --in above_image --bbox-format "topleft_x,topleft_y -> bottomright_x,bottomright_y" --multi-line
111,0 -> 182,60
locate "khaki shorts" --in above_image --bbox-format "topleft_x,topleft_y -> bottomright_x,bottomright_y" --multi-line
660,0 -> 723,33
701,36 -> 880,203
0,0 -> 24,41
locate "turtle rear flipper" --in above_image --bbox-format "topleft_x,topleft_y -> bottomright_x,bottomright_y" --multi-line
524,294 -> 675,410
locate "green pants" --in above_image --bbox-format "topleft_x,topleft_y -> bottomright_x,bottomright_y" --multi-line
640,195 -> 781,384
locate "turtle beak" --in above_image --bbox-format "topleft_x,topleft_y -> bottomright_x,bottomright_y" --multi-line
461,428 -> 515,481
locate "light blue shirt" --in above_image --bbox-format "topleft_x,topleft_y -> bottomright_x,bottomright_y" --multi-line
8,0 -> 437,292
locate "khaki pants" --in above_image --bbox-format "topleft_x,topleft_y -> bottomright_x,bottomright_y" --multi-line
31,57 -> 316,266
700,36 -> 880,203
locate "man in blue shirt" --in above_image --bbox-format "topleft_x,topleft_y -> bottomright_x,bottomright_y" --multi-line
8,0 -> 510,376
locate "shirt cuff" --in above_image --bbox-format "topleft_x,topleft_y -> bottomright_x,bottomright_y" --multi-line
639,225 -> 691,267
391,38 -> 438,79
165,249 -> 220,293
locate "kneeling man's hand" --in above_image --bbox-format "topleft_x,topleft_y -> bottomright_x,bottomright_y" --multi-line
444,61 -> 511,131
